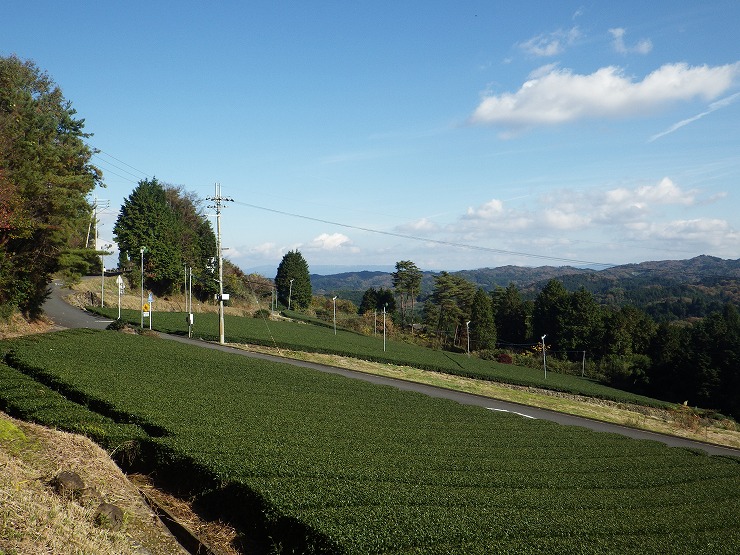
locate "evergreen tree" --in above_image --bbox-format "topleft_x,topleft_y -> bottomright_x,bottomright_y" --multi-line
113,178 -> 183,296
359,287 -> 396,314
275,250 -> 311,309
0,55 -> 101,317
391,260 -> 422,327
491,283 -> 531,346
559,287 -> 604,359
470,288 -> 496,350
532,279 -> 569,351
690,303 -> 740,418
113,179 -> 217,298
425,272 -> 476,348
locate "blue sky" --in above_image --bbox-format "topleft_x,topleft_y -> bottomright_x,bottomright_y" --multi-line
5,1 -> 739,274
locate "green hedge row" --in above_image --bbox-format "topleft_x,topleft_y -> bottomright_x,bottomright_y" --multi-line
2,329 -> 738,554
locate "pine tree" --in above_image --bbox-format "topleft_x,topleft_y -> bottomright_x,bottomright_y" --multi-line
275,250 -> 312,309
392,260 -> 422,327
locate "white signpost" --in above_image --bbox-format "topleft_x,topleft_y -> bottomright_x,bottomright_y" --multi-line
116,275 -> 124,319
147,292 -> 153,330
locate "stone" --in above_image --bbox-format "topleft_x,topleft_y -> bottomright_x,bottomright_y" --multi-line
94,502 -> 124,531
51,470 -> 85,499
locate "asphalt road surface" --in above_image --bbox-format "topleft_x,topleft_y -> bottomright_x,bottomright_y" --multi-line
43,284 -> 739,458
45,281 -> 115,330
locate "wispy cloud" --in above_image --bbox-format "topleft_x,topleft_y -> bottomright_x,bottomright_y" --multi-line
649,92 -> 740,142
450,177 -> 711,236
518,27 -> 580,57
470,62 -> 740,135
610,27 -> 653,55
395,217 -> 440,234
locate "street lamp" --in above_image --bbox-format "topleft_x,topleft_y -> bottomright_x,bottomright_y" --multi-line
332,296 -> 337,335
139,247 -> 147,329
541,334 -> 547,379
383,303 -> 387,352
288,278 -> 294,310
466,320 -> 471,356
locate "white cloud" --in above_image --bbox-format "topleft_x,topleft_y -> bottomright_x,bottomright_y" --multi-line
605,177 -> 696,210
396,217 -> 440,233
450,178 -> 716,238
528,63 -> 559,80
470,62 -> 740,133
251,242 -> 279,256
542,209 -> 591,230
464,199 -> 504,219
610,27 -> 653,55
627,219 -> 740,252
518,27 -> 580,57
307,232 -> 357,252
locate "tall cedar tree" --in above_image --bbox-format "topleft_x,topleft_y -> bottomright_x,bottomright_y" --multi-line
491,283 -> 531,346
0,55 -> 101,317
470,288 -> 496,351
113,179 -> 217,297
275,250 -> 312,309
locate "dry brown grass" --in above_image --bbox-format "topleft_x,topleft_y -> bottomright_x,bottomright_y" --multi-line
0,312 -> 56,340
0,412 -> 188,555
68,275 -> 258,317
130,474 -> 242,555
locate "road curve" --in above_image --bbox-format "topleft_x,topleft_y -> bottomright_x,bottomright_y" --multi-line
43,285 -> 739,458
45,282 -> 114,331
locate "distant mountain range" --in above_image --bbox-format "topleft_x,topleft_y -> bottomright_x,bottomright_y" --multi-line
311,255 -> 740,320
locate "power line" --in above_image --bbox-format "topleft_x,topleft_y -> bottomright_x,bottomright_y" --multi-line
89,146 -> 152,180
232,199 -> 617,268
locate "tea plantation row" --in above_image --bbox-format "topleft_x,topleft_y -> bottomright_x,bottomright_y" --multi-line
91,307 -> 672,409
1,329 -> 738,554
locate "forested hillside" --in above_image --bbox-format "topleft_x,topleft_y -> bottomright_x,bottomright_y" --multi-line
313,256 -> 740,322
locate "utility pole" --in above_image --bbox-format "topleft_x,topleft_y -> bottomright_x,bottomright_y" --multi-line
140,246 -> 147,329
90,197 -> 109,307
208,183 -> 233,345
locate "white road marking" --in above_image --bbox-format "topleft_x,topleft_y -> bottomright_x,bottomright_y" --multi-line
487,408 -> 536,419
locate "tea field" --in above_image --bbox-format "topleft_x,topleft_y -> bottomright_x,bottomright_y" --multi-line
1,329 -> 738,554
91,307 -> 672,409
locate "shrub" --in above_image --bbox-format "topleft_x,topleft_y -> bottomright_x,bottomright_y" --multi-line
496,352 -> 513,364
105,318 -> 126,331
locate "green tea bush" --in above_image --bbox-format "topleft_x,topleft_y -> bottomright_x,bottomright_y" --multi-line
89,307 -> 672,409
2,330 -> 738,554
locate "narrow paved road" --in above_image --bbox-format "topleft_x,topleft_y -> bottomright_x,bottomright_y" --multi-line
43,285 -> 740,458
45,282 -> 114,330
